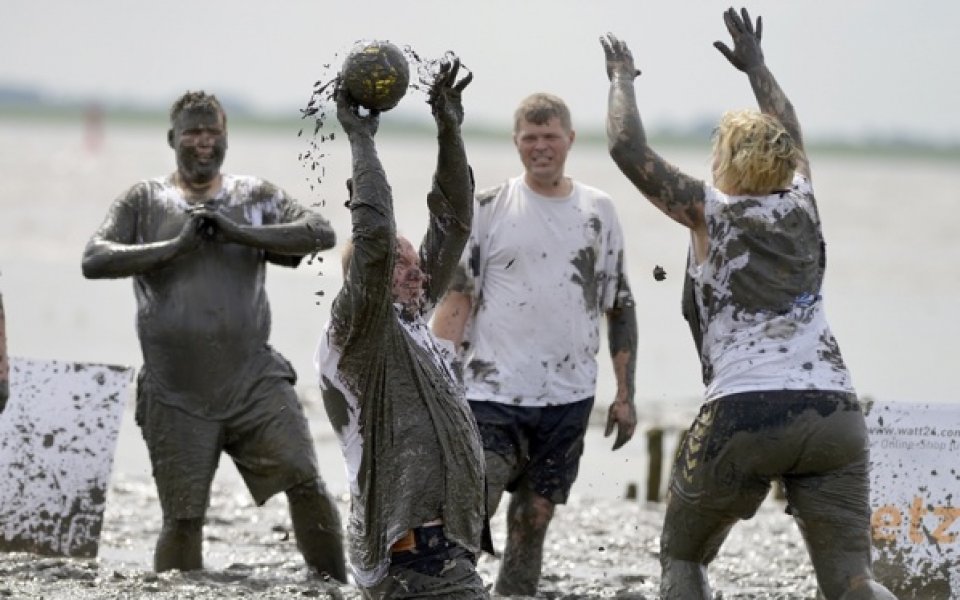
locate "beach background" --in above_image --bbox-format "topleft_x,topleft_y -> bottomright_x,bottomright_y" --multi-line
2,0 -> 959,597
0,112 -> 957,599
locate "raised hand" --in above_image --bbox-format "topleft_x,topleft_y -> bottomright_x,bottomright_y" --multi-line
335,81 -> 379,139
714,7 -> 764,72
426,52 -> 472,128
600,33 -> 642,83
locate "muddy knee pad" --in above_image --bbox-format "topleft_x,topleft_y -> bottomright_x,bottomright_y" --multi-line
837,579 -> 898,600
659,558 -> 711,600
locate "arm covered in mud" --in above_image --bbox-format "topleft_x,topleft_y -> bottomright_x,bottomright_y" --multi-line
714,7 -> 809,180
187,198 -> 336,261
329,87 -> 396,339
419,54 -> 475,312
82,185 -> 206,279
604,275 -> 638,450
0,293 -> 8,412
601,34 -> 706,231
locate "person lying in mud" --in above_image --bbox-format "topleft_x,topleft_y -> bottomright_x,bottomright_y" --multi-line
81,90 -> 345,581
314,56 -> 490,599
601,8 -> 896,600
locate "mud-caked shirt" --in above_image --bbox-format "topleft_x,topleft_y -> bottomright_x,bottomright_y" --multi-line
690,174 -> 855,401
455,176 -> 631,407
314,175 -> 485,588
92,174 -> 328,419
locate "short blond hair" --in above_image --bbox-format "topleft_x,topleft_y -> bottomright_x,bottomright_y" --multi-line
513,93 -> 572,133
711,109 -> 798,195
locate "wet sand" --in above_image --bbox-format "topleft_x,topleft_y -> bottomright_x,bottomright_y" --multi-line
0,400 -> 820,599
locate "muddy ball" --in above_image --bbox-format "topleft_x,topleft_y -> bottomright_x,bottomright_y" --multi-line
341,41 -> 410,111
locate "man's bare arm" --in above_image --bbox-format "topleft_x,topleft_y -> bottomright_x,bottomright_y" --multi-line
432,288 -> 472,349
604,284 -> 638,450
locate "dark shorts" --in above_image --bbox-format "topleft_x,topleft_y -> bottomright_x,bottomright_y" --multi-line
469,397 -> 594,505
669,389 -> 870,526
137,376 -> 320,519
363,526 -> 487,600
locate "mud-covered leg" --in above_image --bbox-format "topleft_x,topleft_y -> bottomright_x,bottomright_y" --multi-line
659,496 -> 737,600
794,516 -> 896,600
154,516 -> 204,572
495,487 -> 554,596
286,478 -> 347,583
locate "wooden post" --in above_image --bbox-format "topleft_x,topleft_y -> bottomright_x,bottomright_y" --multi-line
646,427 -> 664,502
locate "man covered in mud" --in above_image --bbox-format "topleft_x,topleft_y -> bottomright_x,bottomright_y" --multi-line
314,56 -> 490,598
0,291 -> 8,412
602,9 -> 896,600
81,91 -> 346,581
432,92 -> 638,596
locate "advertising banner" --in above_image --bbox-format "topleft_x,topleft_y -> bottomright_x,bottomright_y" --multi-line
0,357 -> 133,557
866,400 -> 959,598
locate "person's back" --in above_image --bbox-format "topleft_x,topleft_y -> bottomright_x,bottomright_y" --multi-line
602,8 -> 896,599
694,171 -> 853,398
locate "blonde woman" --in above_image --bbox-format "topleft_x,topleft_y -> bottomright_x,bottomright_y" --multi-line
602,8 -> 895,600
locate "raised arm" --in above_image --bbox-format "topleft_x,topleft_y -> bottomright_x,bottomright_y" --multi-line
82,187 -> 205,279
714,7 -> 810,180
328,85 -> 397,340
601,34 -> 706,231
419,54 -> 475,310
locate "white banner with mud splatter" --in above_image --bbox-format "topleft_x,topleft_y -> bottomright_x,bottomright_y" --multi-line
866,401 -> 960,597
0,357 -> 133,558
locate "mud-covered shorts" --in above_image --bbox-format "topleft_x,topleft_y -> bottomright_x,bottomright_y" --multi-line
137,376 -> 320,519
669,389 -> 870,528
469,397 -> 594,505
362,525 -> 487,600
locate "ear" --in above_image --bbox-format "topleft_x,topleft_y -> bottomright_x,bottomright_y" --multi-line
167,129 -> 175,149
568,129 -> 576,146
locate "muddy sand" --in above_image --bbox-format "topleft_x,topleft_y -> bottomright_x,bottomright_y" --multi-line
1,403 -> 820,599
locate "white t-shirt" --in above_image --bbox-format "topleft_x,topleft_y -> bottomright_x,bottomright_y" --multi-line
691,173 -> 855,401
456,176 -> 630,407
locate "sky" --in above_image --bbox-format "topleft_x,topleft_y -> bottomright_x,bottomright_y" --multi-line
2,0 -> 959,144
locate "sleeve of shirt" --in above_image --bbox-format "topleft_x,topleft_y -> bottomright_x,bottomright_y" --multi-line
263,182 -> 333,268
92,183 -> 145,245
419,173 -> 474,316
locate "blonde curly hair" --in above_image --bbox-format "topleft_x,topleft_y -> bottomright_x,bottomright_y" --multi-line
711,109 -> 798,195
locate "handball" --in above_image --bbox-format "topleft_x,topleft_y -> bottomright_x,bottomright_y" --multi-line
341,41 -> 410,111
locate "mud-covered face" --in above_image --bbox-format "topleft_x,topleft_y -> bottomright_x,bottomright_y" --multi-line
170,107 -> 227,185
514,116 -> 574,188
392,237 -> 425,310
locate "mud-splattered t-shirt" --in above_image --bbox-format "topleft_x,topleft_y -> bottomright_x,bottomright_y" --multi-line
314,174 -> 485,588
691,174 -> 854,401
457,176 -> 630,407
92,174 -> 327,418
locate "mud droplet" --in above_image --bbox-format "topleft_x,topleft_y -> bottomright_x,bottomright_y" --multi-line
652,265 -> 666,281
